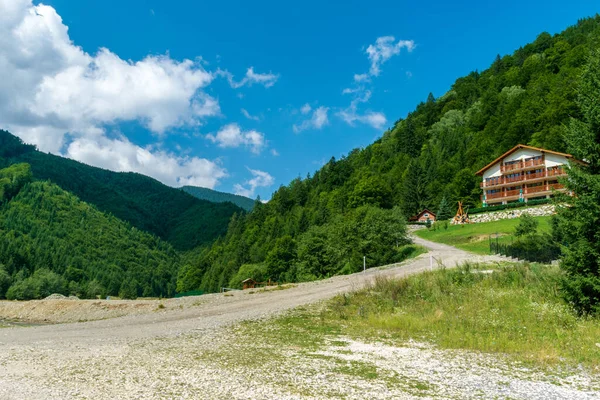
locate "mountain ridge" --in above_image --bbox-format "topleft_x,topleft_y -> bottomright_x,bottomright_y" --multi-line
0,131 -> 244,251
181,185 -> 255,211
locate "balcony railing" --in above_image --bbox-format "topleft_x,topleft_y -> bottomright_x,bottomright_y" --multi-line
525,185 -> 546,194
486,192 -> 504,200
500,157 -> 545,173
547,167 -> 565,177
504,189 -> 521,197
549,183 -> 565,190
524,171 -> 546,180
523,158 -> 544,168
501,163 -> 521,173
481,169 -> 567,188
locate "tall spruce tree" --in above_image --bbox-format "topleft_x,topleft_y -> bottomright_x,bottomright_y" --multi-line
559,49 -> 600,315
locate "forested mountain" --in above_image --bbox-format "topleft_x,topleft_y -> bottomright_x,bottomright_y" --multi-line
178,16 -> 600,293
0,131 -> 244,251
0,164 -> 180,299
181,186 -> 255,211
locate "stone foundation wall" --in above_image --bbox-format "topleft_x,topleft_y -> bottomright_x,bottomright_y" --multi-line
469,204 -> 556,223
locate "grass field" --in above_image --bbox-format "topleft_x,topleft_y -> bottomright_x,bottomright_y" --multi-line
414,216 -> 552,255
236,262 -> 600,372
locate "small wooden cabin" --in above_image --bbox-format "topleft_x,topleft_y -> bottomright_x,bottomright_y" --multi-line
409,209 -> 436,223
242,278 -> 257,290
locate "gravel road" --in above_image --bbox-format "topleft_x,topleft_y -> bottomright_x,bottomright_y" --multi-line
0,236 -> 597,399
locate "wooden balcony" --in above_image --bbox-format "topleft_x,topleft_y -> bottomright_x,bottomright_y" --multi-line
481,169 -> 567,188
547,167 -> 566,177
525,185 -> 546,194
500,157 -> 545,173
486,192 -> 504,200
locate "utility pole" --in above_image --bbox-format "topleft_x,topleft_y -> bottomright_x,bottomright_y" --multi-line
363,256 -> 366,273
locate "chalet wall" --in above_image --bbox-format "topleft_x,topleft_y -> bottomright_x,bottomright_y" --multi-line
546,153 -> 569,168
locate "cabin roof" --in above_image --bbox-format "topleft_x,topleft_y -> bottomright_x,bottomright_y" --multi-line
475,144 -> 574,176
410,209 -> 436,221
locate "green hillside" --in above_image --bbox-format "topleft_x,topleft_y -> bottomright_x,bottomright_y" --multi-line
181,186 -> 255,211
0,164 -> 181,299
178,16 -> 600,292
0,131 -> 244,251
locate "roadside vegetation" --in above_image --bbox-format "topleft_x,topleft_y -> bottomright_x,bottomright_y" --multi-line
414,215 -> 552,254
238,262 -> 600,371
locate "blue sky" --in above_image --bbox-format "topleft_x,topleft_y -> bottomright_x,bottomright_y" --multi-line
1,1 -> 599,199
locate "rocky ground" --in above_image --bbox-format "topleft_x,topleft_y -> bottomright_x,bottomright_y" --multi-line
0,237 -> 598,399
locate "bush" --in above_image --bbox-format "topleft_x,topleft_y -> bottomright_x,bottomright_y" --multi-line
514,213 -> 539,237
5,268 -> 67,300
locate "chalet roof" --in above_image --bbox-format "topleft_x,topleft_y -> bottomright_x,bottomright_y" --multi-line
475,144 -> 574,176
241,278 -> 256,283
409,209 -> 436,221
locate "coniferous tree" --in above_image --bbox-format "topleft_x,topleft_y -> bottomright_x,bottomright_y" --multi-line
436,196 -> 453,221
558,49 -> 600,315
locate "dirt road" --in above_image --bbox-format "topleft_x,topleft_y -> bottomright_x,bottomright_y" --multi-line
0,236 -> 495,345
1,237 -> 595,399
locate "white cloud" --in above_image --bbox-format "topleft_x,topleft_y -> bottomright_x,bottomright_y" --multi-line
241,108 -> 260,121
338,109 -> 387,130
366,36 -> 415,76
337,90 -> 386,130
218,67 -> 279,89
0,0 -> 230,188
67,135 -> 227,188
293,106 -> 329,133
271,149 -> 280,156
353,73 -> 370,82
234,168 -> 274,198
206,123 -> 265,154
300,103 -> 312,115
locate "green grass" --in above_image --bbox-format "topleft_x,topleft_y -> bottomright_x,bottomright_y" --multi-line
237,262 -> 600,372
414,216 -> 552,254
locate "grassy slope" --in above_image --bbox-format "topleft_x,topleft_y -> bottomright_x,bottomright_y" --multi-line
414,216 -> 552,254
234,262 -> 600,371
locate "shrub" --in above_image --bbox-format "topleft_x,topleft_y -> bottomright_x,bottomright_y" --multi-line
514,213 -> 539,237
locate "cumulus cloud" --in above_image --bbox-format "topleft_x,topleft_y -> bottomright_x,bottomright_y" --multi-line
293,106 -> 329,133
233,168 -> 274,198
366,36 -> 415,76
218,67 -> 279,89
241,108 -> 260,121
206,123 -> 265,154
0,0 -> 229,188
67,135 -> 227,188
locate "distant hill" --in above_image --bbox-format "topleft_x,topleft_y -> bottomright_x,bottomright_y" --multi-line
0,164 -> 181,300
0,130 -> 244,251
181,186 -> 255,211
